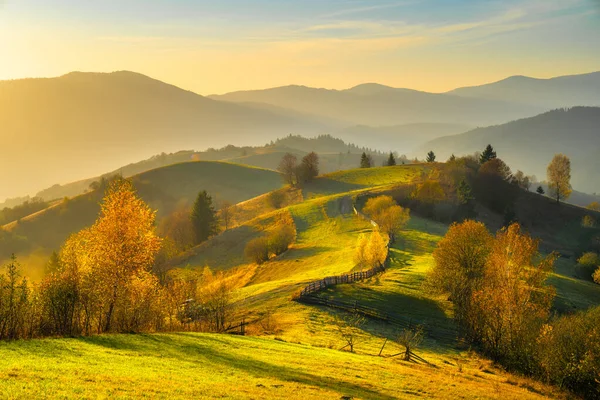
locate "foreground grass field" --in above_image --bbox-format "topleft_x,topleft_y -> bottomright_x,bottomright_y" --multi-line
0,333 -> 564,399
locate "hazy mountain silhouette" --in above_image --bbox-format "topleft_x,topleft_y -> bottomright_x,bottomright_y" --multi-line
335,122 -> 473,153
447,71 -> 600,108
0,71 -> 330,199
210,84 -> 543,126
417,107 -> 600,194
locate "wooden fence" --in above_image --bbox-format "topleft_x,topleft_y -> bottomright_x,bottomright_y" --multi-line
299,295 -> 457,343
296,205 -> 389,298
298,265 -> 386,297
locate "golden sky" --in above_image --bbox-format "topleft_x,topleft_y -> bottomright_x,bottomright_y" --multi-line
0,0 -> 598,94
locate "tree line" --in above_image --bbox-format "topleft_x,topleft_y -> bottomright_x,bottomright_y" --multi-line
430,220 -> 599,398
0,180 -> 238,340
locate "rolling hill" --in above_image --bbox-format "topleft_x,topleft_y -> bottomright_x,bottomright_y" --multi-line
2,162 -> 283,276
1,163 -> 597,399
416,107 -> 600,194
8,135 -> 388,206
447,71 -> 600,109
0,71 -> 328,201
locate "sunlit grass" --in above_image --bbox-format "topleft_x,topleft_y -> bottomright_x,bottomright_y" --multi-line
0,333 -> 564,400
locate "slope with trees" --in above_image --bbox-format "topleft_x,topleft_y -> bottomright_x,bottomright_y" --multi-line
416,107 -> 600,194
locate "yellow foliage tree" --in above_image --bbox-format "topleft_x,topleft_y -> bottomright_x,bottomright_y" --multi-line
429,220 -> 493,332
412,180 -> 446,204
547,154 -> 572,204
363,195 -> 410,243
355,230 -> 388,268
366,230 -> 388,268
470,224 -> 555,362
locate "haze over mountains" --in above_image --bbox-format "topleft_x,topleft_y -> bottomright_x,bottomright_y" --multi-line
0,71 -> 328,199
1,70 -> 600,201
447,72 -> 600,109
417,107 -> 600,194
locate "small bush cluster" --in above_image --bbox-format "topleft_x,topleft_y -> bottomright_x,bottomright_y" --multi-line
244,223 -> 296,264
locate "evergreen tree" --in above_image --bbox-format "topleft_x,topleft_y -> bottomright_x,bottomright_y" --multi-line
480,144 -> 497,164
457,179 -> 473,205
426,151 -> 436,163
386,152 -> 396,166
536,186 -> 545,195
360,152 -> 371,168
191,190 -> 219,244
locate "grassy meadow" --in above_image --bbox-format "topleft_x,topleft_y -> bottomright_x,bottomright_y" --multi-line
0,164 -> 598,399
0,333 -> 564,400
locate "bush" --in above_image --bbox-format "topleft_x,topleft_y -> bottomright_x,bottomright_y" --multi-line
537,306 -> 600,398
265,191 -> 286,209
268,224 -> 295,256
582,215 -> 597,228
244,237 -> 270,264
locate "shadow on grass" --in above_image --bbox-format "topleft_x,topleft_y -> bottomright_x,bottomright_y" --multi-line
76,333 -> 399,400
302,179 -> 366,200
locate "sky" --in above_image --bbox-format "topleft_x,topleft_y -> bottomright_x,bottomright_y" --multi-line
0,0 -> 599,94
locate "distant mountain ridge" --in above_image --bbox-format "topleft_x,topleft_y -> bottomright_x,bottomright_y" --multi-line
0,71 -> 330,200
447,71 -> 600,108
416,107 -> 600,194
3,69 -> 599,201
209,84 -> 542,127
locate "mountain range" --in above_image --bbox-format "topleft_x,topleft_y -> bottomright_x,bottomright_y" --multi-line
1,70 -> 600,201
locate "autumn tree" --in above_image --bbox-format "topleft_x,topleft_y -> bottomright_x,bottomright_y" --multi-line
158,207 -> 195,253
85,179 -> 162,332
412,180 -> 445,205
354,231 -> 387,268
198,270 -> 233,332
547,154 -> 572,204
470,224 -> 556,364
429,221 -> 492,332
426,151 -> 436,163
587,202 -> 600,212
297,152 -> 319,184
479,144 -> 497,164
363,195 -> 410,243
278,153 -> 298,185
191,190 -> 219,244
513,170 -> 533,191
387,152 -> 396,166
218,200 -> 236,231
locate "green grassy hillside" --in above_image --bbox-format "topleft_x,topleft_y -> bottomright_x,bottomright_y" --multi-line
3,162 -> 283,277
0,333 -> 562,400
1,164 -> 597,399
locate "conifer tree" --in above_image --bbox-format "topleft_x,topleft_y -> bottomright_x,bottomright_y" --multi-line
191,190 -> 219,244
457,179 -> 473,205
426,151 -> 436,163
360,152 -> 371,168
536,186 -> 545,195
387,152 -> 396,166
480,144 -> 497,164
